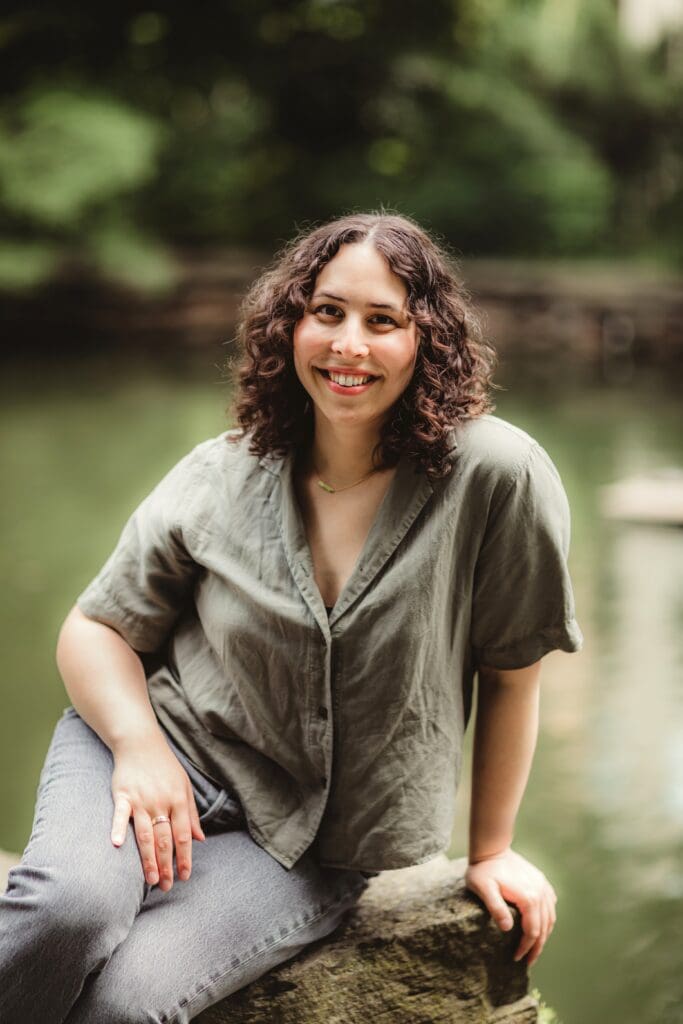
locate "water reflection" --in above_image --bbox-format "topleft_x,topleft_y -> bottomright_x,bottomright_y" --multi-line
590,523 -> 683,907
450,381 -> 683,1024
1,363 -> 682,1024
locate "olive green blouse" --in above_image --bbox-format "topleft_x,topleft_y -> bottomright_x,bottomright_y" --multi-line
77,414 -> 583,872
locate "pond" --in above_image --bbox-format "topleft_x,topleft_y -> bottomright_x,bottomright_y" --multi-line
1,356 -> 682,1024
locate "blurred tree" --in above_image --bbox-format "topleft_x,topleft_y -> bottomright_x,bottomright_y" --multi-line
0,0 -> 680,292
0,88 -> 174,289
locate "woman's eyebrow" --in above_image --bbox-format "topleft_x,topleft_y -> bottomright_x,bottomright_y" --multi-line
312,290 -> 401,312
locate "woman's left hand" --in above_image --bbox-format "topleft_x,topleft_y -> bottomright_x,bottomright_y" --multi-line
464,847 -> 557,968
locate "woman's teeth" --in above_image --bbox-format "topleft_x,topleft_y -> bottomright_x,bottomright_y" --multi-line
326,371 -> 375,386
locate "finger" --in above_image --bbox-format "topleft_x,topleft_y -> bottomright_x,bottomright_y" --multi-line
187,786 -> 205,843
539,888 -> 557,955
476,879 -> 515,932
111,794 -> 132,847
133,808 -> 160,887
527,894 -> 553,968
544,888 -> 557,937
514,896 -> 542,962
153,817 -> 175,892
171,804 -> 193,882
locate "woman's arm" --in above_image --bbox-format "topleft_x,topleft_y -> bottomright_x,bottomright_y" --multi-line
464,660 -> 557,968
57,606 -> 163,752
56,605 -> 205,891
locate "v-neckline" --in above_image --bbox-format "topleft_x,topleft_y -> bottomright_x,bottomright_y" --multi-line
294,459 -> 399,608
268,448 -> 435,631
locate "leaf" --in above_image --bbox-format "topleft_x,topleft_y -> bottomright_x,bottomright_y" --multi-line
0,239 -> 61,290
0,89 -> 165,228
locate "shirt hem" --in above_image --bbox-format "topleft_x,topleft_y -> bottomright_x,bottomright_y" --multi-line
313,844 -> 448,873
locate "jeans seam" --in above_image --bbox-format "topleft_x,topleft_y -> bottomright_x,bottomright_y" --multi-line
161,882 -> 366,1023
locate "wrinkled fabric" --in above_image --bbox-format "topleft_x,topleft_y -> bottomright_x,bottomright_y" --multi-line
77,414 -> 583,872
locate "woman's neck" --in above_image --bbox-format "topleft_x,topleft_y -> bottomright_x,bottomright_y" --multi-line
307,418 -> 383,489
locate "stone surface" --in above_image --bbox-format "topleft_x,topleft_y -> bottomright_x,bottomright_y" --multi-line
0,849 -> 537,1022
2,252 -> 682,370
198,855 -> 537,1024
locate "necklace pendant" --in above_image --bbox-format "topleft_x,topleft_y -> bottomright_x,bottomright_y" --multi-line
317,479 -> 336,493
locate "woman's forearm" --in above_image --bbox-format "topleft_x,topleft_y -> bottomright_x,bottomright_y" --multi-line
56,605 -> 164,755
468,660 -> 542,862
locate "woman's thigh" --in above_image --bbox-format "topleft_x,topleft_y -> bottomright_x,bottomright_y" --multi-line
10,706 -> 146,904
4,708 -> 369,1023
67,827 -> 369,1024
0,708 -> 147,1023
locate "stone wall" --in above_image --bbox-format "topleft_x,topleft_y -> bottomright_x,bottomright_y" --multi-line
2,251 -> 681,377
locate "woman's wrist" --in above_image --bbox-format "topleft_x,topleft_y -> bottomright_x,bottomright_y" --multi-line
468,841 -> 513,864
110,721 -> 167,757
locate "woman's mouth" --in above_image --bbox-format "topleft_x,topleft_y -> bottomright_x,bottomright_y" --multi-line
315,368 -> 380,394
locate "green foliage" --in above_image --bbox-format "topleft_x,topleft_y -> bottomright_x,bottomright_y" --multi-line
0,240 -> 60,289
87,220 -> 177,292
0,89 -> 163,227
0,86 -> 172,291
532,987 -> 563,1024
0,0 -> 680,292
379,56 -> 613,255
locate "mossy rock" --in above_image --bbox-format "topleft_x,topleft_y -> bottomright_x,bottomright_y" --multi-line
199,856 -> 538,1023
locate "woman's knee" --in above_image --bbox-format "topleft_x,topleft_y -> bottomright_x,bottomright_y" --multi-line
67,971 -> 167,1024
4,858 -> 139,949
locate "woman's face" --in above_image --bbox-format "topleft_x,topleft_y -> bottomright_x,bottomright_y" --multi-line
292,242 -> 419,433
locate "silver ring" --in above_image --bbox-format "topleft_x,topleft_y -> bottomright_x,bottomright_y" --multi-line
151,815 -> 171,826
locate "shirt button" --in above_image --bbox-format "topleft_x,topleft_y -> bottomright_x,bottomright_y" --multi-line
320,777 -> 327,788
317,705 -> 328,720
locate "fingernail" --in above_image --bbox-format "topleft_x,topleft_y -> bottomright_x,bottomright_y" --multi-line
148,872 -> 158,885
501,918 -> 513,931
179,868 -> 190,881
112,834 -> 122,845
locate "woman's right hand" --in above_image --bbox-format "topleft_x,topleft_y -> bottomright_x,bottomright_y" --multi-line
109,733 -> 205,891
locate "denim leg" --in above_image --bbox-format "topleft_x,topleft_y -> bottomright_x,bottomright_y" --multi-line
65,829 -> 368,1024
0,709 -> 369,1024
0,708 -> 147,1024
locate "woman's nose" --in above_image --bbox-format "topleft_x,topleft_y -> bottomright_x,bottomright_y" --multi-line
331,321 -> 370,358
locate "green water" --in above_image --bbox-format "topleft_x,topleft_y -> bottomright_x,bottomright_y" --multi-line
1,358 -> 682,1024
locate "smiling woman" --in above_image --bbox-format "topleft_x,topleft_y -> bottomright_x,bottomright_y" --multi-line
233,211 -> 495,482
295,243 -> 418,412
0,211 -> 582,1023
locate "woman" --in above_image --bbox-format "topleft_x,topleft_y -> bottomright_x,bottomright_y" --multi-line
0,211 -> 582,1022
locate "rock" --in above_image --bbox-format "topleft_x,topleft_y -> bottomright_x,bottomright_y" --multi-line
198,855 -> 537,1024
0,849 -> 537,1022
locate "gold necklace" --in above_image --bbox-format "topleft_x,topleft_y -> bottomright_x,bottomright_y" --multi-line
313,463 -> 378,493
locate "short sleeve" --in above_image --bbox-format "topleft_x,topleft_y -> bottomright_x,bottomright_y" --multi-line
470,442 -> 583,669
76,447 -> 206,653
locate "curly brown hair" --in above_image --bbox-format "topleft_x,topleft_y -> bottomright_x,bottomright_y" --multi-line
228,210 -> 497,479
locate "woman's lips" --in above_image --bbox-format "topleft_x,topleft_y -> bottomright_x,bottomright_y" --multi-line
315,368 -> 379,395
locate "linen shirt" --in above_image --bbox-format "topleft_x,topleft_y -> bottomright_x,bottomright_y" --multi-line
77,414 -> 583,872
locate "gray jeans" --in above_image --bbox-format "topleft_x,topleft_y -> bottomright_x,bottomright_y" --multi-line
0,707 -> 369,1023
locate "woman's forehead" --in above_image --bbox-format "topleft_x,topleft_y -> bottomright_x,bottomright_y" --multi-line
314,242 -> 408,304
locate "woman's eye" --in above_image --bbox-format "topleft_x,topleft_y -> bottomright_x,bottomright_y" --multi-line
314,304 -> 342,318
370,314 -> 397,327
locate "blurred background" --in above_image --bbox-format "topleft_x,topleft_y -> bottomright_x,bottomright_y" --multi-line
1,2 -> 682,1022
